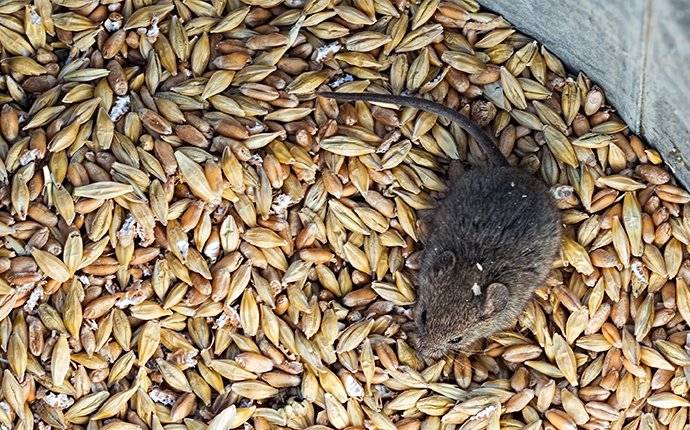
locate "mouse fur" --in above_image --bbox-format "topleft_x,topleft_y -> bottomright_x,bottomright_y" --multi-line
319,91 -> 562,359
414,165 -> 561,359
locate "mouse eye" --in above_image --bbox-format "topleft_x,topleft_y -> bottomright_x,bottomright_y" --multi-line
449,335 -> 463,344
420,310 -> 427,325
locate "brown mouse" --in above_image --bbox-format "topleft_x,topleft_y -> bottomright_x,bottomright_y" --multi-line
320,92 -> 563,359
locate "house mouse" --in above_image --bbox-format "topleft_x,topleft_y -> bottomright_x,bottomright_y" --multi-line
319,92 -> 563,359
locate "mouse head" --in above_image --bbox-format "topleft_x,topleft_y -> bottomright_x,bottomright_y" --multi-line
413,248 -> 509,359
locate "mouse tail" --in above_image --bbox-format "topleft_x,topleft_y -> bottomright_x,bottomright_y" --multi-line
318,91 -> 508,167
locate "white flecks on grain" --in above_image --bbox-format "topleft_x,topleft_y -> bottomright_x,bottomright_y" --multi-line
109,96 -> 131,121
472,283 -> 482,296
313,42 -> 342,63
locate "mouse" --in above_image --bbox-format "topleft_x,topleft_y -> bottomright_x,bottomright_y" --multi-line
319,91 -> 563,359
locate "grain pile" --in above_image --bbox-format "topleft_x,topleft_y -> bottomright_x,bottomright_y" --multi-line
0,0 -> 689,429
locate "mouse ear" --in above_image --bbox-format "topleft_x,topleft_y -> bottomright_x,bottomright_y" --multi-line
481,283 -> 509,317
431,250 -> 456,278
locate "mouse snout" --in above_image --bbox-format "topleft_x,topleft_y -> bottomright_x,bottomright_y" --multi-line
415,335 -> 448,361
